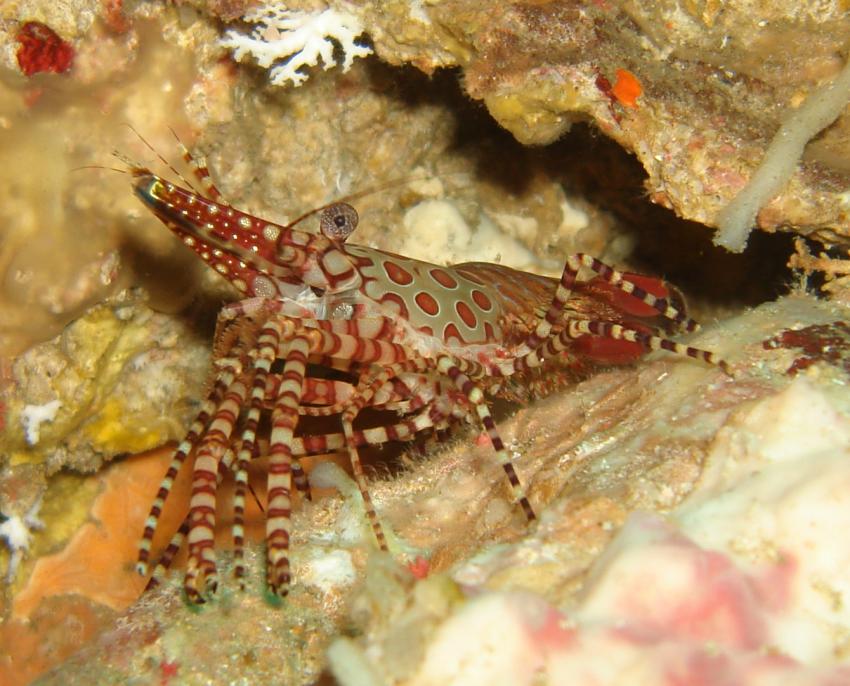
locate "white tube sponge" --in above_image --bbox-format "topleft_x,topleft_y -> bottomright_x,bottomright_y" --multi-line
714,54 -> 850,253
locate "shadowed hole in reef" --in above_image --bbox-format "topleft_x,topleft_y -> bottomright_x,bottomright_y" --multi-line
546,124 -> 795,309
442,81 -> 794,311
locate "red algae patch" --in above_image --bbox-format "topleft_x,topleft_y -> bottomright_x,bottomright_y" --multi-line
15,22 -> 74,77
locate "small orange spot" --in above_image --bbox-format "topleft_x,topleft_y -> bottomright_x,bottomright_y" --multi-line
407,556 -> 430,580
475,432 -> 491,447
611,69 -> 642,109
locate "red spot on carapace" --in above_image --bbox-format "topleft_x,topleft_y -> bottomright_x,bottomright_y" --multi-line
443,322 -> 463,344
16,22 -> 74,77
471,289 -> 493,311
379,292 -> 409,319
484,322 -> 496,341
430,268 -> 458,289
384,260 -> 413,286
415,291 -> 440,316
611,68 -> 642,109
456,301 -> 478,329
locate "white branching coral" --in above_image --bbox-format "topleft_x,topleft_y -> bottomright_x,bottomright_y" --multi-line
221,6 -> 372,87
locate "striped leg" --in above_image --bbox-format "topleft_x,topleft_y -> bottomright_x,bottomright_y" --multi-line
335,364 -> 419,551
523,253 -> 699,353
564,319 -> 729,372
249,370 -> 311,497
298,377 -> 356,410
296,373 -> 424,417
266,329 -> 311,597
231,320 -> 280,588
136,406 -> 213,577
145,448 -> 238,590
184,376 -> 253,602
144,517 -> 188,591
301,360 -> 430,419
136,334 -> 250,576
292,460 -> 312,502
518,317 -> 728,373
290,402 -> 451,456
436,354 -> 536,521
341,415 -> 388,551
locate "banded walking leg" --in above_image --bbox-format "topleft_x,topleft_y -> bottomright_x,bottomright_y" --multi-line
518,318 -> 727,373
136,324 -> 255,576
184,375 -> 253,602
564,319 -> 729,371
258,372 -> 314,501
266,329 -> 311,596
231,317 -> 281,588
522,253 -> 699,355
145,448 -> 238,590
184,368 -> 253,603
335,363 -> 426,551
290,401 -> 451,456
436,354 -> 536,521
291,459 -> 312,501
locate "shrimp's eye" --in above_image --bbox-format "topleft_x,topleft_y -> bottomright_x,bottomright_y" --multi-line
319,202 -> 358,243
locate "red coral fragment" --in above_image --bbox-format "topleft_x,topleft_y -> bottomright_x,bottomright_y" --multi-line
16,22 -> 74,77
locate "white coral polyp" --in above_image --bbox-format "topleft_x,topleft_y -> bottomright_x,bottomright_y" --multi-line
221,7 -> 372,87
